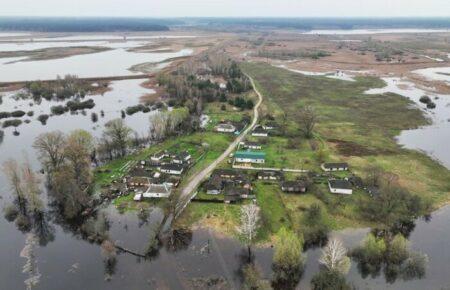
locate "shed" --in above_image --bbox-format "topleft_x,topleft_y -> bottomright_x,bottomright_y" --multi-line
328,179 -> 353,195
321,162 -> 349,172
281,181 -> 307,193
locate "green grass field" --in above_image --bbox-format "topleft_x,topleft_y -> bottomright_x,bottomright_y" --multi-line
177,62 -> 450,242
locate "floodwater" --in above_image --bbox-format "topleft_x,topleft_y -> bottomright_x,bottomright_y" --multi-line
365,77 -> 450,169
303,28 -> 450,35
413,67 -> 450,84
0,47 -> 192,82
275,64 -> 357,81
1,33 -> 450,290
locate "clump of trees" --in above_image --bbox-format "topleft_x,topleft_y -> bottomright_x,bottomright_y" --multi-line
97,118 -> 133,160
359,167 -> 431,231
255,49 -> 331,60
33,130 -> 95,220
271,227 -> 306,289
26,75 -> 91,101
229,96 -> 254,110
2,119 -> 22,128
125,104 -> 151,115
148,107 -> 192,142
351,232 -> 428,282
37,114 -> 49,125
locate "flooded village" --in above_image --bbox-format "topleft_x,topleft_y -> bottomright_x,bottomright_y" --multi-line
0,16 -> 450,290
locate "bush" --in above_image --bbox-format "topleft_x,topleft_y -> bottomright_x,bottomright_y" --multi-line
15,214 -> 31,232
51,105 -> 67,115
10,110 -> 26,118
419,95 -> 431,104
91,112 -> 98,123
302,203 -> 331,246
3,204 -> 19,222
125,104 -> 147,115
0,112 -> 11,119
66,99 -> 95,111
27,111 -> 34,117
37,114 -> 50,124
311,270 -> 351,290
2,119 -> 22,128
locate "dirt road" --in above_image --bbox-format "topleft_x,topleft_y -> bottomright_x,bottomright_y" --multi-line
173,73 -> 263,217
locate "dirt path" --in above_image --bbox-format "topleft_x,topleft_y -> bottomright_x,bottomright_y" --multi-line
173,73 -> 263,218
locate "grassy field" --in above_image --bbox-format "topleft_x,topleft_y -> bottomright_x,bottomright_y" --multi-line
177,62 -> 450,243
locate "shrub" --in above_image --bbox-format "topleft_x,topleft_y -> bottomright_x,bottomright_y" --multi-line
51,105 -> 67,115
311,270 -> 351,290
91,112 -> 98,123
3,204 -> 19,222
10,110 -> 26,118
0,112 -> 11,119
2,119 -> 22,128
37,114 -> 50,125
27,111 -> 34,117
66,99 -> 95,111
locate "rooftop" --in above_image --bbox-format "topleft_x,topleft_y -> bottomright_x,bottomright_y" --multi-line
235,151 -> 266,159
323,162 -> 349,168
328,179 -> 352,189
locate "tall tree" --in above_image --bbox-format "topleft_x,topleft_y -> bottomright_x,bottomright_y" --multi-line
319,239 -> 351,275
298,106 -> 317,139
33,131 -> 66,174
64,130 -> 94,185
103,119 -> 132,157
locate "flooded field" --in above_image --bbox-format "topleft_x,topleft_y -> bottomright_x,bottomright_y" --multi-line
303,28 -> 450,35
365,77 -> 450,169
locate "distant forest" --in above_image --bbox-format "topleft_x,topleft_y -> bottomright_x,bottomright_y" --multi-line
184,17 -> 450,30
0,17 -> 176,32
1,17 -> 450,32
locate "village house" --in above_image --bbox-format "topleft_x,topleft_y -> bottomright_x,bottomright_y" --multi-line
151,150 -> 169,162
281,181 -> 307,193
262,121 -> 278,130
239,141 -> 262,150
134,183 -> 172,200
173,151 -> 192,164
328,179 -> 353,195
234,151 -> 266,164
321,162 -> 349,172
257,170 -> 283,181
206,175 -> 223,195
216,123 -> 236,133
210,169 -> 251,188
251,126 -> 269,137
224,185 -> 250,204
160,163 -> 184,175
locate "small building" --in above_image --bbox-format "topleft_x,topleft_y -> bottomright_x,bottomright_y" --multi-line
142,183 -> 172,198
240,141 -> 262,150
257,171 -> 283,181
216,123 -> 236,133
234,151 -> 266,164
251,126 -> 268,137
151,150 -> 168,161
127,176 -> 151,188
281,181 -> 307,193
206,175 -> 223,195
160,164 -> 184,175
224,186 -> 250,203
173,151 -> 192,164
328,179 -> 353,195
321,162 -> 349,172
262,121 -> 278,130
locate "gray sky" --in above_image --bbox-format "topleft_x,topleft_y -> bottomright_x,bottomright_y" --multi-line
2,0 -> 450,17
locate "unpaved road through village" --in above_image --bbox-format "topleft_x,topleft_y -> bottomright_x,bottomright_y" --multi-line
173,73 -> 263,217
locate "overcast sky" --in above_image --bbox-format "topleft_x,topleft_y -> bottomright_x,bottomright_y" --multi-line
1,0 -> 450,17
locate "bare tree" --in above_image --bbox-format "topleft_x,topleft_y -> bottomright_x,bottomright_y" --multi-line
319,238 -> 351,275
149,111 -> 169,141
33,131 -> 66,173
3,159 -> 26,212
237,204 -> 260,260
298,106 -> 317,139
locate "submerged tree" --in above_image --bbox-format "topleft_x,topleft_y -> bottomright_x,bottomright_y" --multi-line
101,240 -> 117,281
237,203 -> 260,261
102,118 -> 133,158
33,131 -> 66,174
319,239 -> 351,275
272,227 -> 306,290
